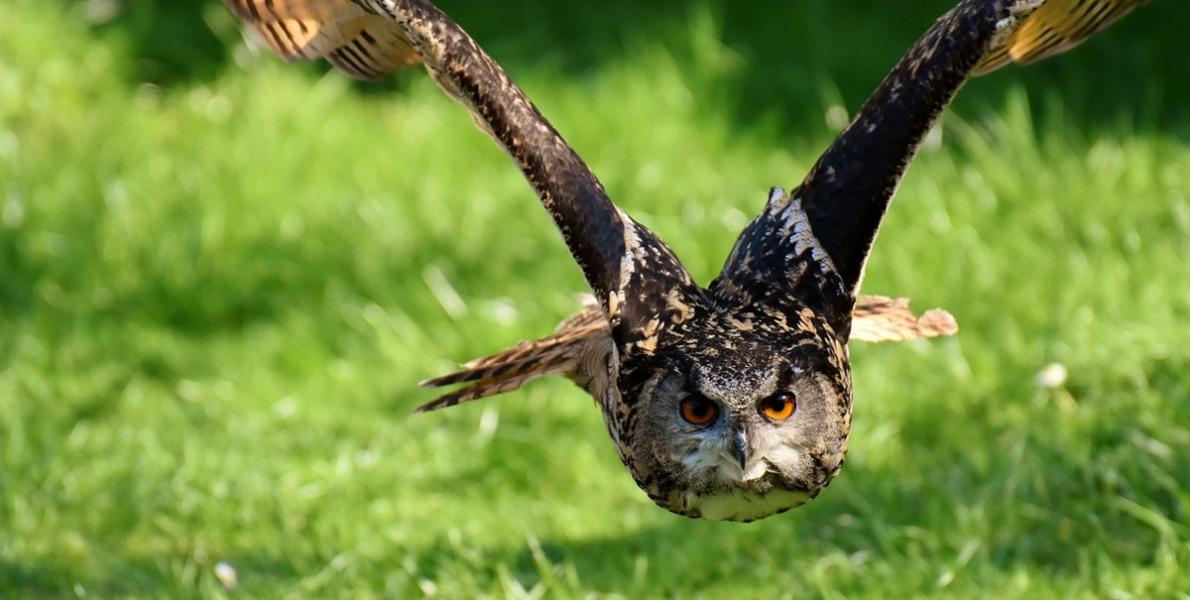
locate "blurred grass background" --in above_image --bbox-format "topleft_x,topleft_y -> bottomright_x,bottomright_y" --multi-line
1,0 -> 1188,597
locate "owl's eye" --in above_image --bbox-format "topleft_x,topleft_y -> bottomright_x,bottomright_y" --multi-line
760,392 -> 797,421
679,395 -> 719,426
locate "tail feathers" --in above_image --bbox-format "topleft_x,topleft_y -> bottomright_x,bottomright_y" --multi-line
850,295 -> 958,343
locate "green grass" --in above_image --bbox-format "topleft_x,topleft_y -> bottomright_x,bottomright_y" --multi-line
2,1 -> 1188,597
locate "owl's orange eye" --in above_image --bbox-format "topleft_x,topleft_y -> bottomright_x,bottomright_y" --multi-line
679,395 -> 719,426
760,392 -> 796,421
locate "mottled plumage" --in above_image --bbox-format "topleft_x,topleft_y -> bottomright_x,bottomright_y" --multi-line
225,0 -> 1137,521
419,294 -> 957,412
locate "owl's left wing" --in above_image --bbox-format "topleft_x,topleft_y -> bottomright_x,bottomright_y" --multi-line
225,0 -> 421,79
713,0 -> 1143,337
711,2 -> 1031,337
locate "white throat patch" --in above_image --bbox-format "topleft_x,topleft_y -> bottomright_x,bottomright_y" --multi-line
687,488 -> 810,522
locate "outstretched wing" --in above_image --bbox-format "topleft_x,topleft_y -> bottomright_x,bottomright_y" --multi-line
974,0 -> 1147,75
716,0 -> 1141,331
714,0 -> 1029,333
418,294 -> 957,411
225,0 -> 421,79
225,0 -> 703,349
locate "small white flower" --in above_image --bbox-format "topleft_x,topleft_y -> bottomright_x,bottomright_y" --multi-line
1036,362 -> 1068,389
214,562 -> 238,590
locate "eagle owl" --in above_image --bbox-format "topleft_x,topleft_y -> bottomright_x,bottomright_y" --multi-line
224,0 -> 1143,521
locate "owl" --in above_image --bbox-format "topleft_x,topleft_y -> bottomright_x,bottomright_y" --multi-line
224,0 -> 1143,521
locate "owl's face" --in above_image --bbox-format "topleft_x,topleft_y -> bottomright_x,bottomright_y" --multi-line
611,312 -> 852,522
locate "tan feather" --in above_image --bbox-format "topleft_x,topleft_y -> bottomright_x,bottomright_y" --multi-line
224,0 -> 421,79
418,295 -> 957,411
974,0 -> 1146,75
849,295 -> 958,343
416,301 -> 606,412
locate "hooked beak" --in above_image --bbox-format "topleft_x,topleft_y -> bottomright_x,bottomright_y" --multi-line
730,427 -> 748,471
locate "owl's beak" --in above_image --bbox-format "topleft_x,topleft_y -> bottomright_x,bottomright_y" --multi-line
730,427 -> 748,471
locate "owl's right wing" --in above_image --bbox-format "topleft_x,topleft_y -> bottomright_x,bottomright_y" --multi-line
225,0 -> 704,350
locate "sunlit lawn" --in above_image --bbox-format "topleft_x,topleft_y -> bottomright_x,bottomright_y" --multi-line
1,1 -> 1188,597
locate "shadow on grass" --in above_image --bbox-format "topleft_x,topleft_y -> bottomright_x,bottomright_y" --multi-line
418,455 -> 1179,596
0,561 -> 69,598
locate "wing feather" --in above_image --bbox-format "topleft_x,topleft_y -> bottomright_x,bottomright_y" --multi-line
225,0 -> 420,79
850,296 -> 958,343
416,306 -> 605,412
974,0 -> 1146,75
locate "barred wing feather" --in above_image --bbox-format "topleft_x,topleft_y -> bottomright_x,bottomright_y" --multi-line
225,0 -> 421,79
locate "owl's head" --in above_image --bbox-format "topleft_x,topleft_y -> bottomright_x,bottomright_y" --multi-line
611,309 -> 852,522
